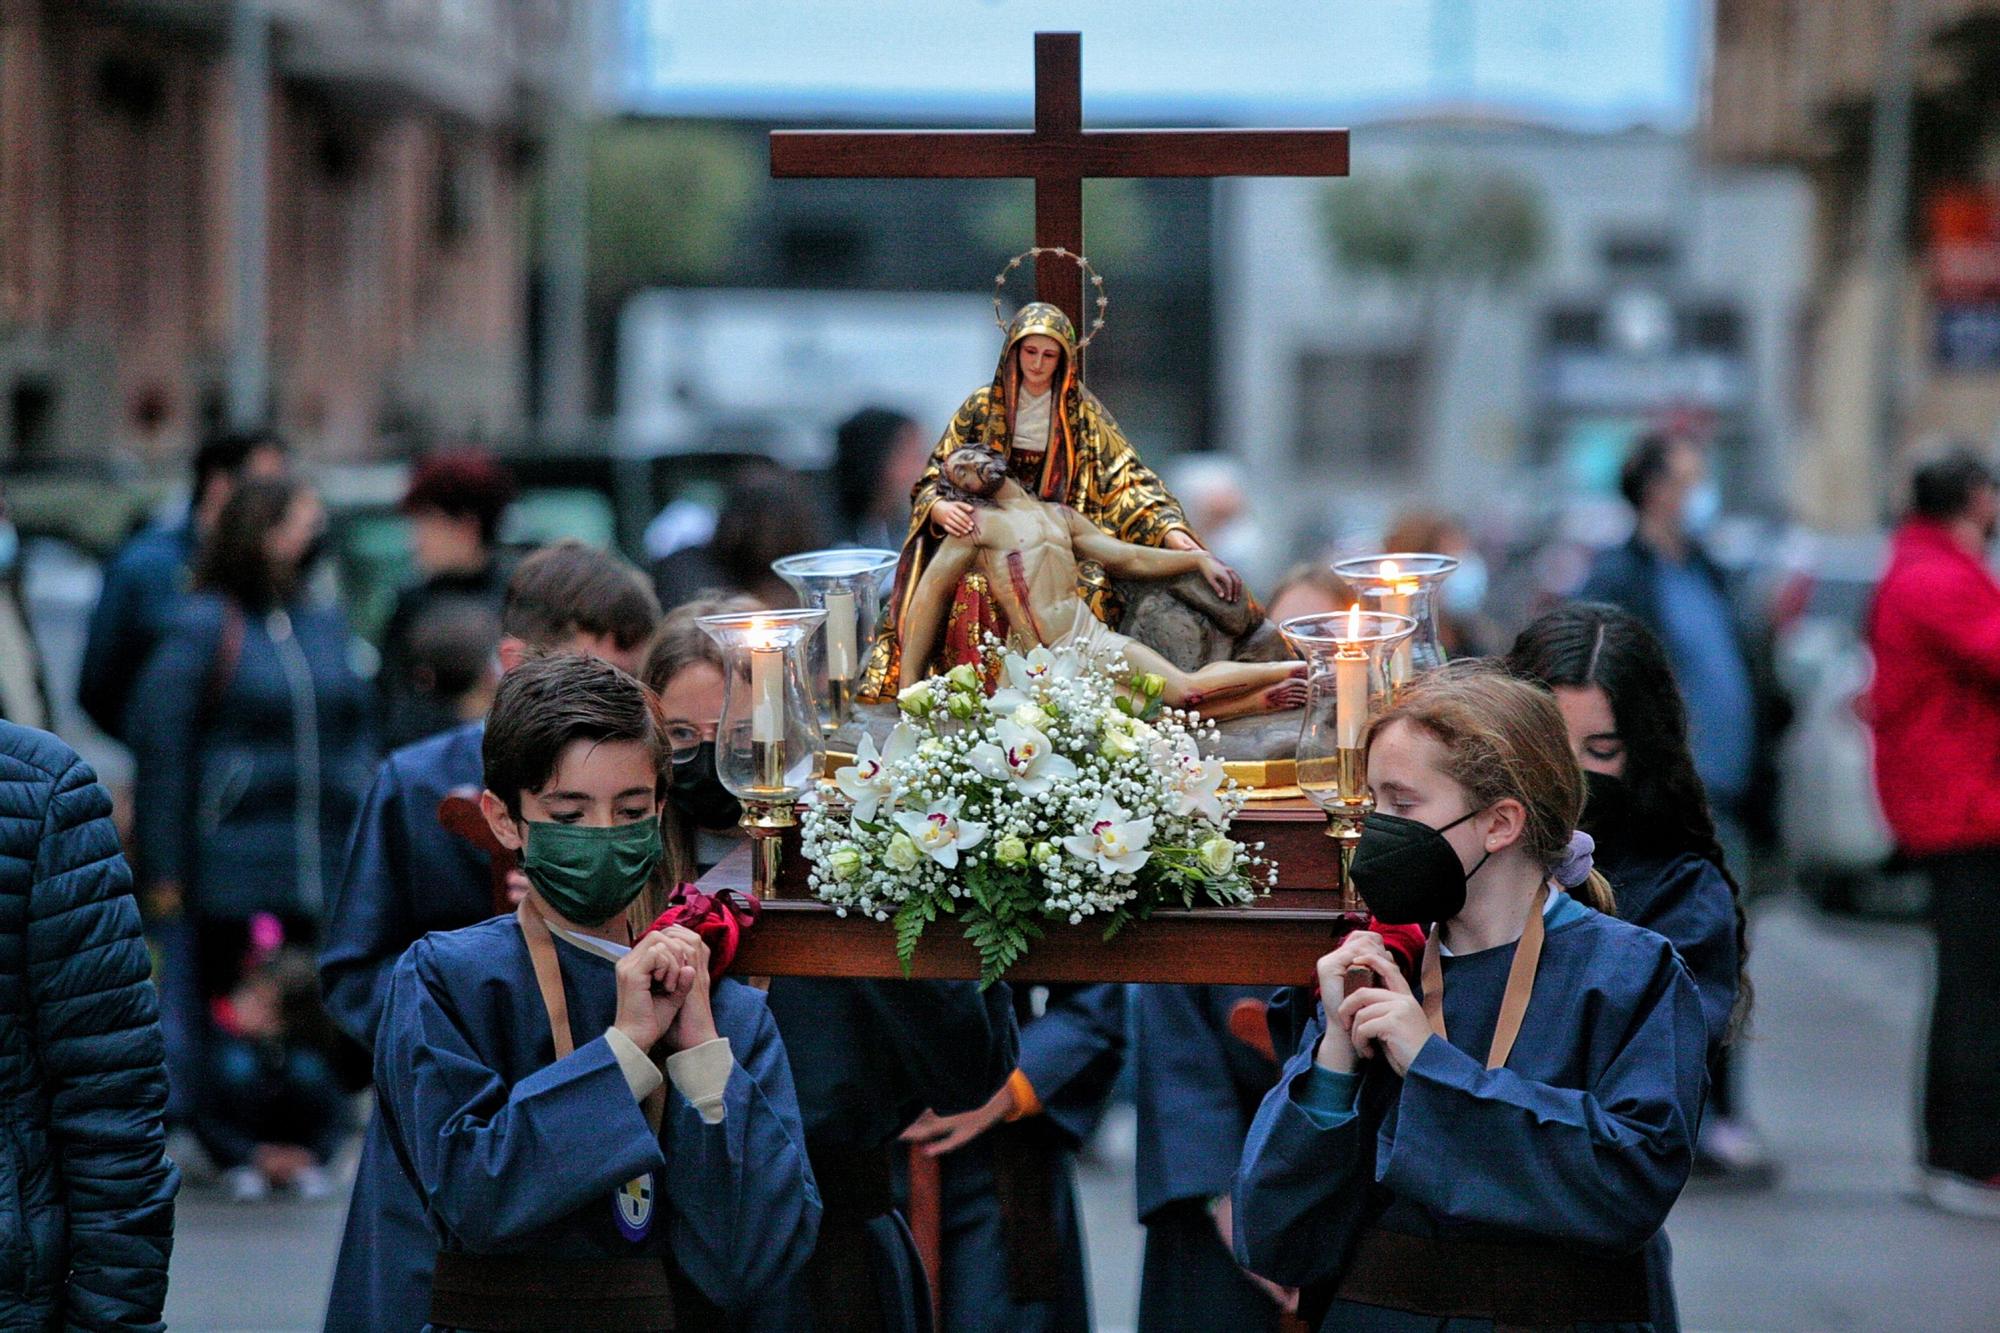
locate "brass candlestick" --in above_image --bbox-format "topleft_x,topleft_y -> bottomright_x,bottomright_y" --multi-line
1329,746 -> 1376,998
1328,746 -> 1372,912
1281,606 -> 1419,999
744,737 -> 794,897
743,801 -> 796,898
826,676 -> 855,733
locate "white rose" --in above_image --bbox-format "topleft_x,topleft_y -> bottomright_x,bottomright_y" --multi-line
1100,726 -> 1142,761
1198,836 -> 1240,877
1011,703 -> 1052,733
885,833 -> 922,873
827,847 -> 863,881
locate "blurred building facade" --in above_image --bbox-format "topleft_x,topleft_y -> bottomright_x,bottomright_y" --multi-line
1708,0 -> 2000,527
0,0 -> 575,469
1216,121 -> 1811,555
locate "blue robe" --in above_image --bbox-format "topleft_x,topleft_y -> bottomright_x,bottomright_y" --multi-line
372,918 -> 820,1330
1597,844 -> 1741,1333
1132,984 -> 1289,1333
753,977 -> 1020,1333
320,721 -> 491,1047
1233,900 -> 1707,1333
929,984 -> 1125,1333
320,722 -> 492,1333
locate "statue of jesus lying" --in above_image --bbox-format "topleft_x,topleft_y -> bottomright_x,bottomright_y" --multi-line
898,445 -> 1307,718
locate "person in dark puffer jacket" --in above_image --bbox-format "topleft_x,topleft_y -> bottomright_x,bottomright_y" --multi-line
0,719 -> 179,1328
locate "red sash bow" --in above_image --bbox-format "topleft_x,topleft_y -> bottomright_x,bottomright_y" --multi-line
646,886 -> 762,975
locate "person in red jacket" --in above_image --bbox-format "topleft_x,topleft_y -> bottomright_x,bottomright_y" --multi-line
1867,445 -> 2000,1218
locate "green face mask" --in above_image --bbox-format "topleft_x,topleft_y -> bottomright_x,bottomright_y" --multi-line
519,817 -> 663,926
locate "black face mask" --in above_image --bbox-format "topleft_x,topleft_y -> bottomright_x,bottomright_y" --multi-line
1348,809 -> 1489,925
1578,770 -> 1634,848
670,742 -> 743,831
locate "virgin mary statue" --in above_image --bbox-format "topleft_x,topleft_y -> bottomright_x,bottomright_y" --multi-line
859,301 -> 1199,699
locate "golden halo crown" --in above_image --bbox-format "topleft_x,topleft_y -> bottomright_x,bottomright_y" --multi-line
991,246 -> 1109,350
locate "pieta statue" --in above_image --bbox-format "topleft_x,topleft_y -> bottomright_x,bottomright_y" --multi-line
860,265 -> 1211,700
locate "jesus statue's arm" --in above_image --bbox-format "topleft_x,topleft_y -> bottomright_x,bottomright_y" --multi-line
897,538 -> 979,690
1064,510 -> 1243,603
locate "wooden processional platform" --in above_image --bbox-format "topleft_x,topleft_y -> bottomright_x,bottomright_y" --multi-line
711,795 -> 1352,986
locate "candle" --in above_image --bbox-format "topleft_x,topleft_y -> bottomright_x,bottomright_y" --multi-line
750,624 -> 784,744
1380,560 -> 1415,683
825,589 -> 858,680
1336,603 -> 1368,750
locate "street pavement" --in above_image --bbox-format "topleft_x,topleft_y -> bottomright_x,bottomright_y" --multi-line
164,895 -> 1999,1332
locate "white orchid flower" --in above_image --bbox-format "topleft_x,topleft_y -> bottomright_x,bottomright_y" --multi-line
892,799 -> 989,870
833,725 -> 918,822
987,645 -> 1080,715
1062,798 -> 1155,875
1164,745 -> 1227,822
968,720 -> 1079,797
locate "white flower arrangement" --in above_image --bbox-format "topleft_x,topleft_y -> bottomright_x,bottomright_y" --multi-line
802,642 -> 1275,984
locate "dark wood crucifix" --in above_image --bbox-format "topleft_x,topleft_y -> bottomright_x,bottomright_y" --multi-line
770,30 -> 1350,335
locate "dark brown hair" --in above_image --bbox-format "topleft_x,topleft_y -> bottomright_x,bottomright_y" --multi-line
196,475 -> 311,611
400,446 -> 518,544
1368,660 -> 1615,913
641,595 -> 756,700
482,652 -> 668,819
1506,602 -> 1751,1036
501,540 -> 660,651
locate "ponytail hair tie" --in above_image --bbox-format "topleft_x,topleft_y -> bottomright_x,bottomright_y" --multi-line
1553,830 -> 1596,889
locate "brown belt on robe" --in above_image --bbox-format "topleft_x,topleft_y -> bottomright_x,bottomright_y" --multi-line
1333,1227 -> 1649,1333
429,1254 -> 679,1331
804,1144 -> 894,1333
989,1121 -> 1066,1304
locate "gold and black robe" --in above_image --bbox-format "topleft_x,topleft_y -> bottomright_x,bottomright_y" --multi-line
860,302 -> 1192,700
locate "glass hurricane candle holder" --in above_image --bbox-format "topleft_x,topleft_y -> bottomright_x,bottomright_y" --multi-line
1281,608 -> 1417,914
771,549 -> 899,733
697,608 -> 828,895
1330,553 -> 1461,694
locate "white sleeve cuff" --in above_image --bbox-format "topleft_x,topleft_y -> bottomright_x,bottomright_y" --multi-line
664,1037 -> 734,1125
604,1027 -> 665,1103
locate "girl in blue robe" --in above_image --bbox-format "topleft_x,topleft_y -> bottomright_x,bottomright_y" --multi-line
895,983 -> 1126,1333
372,653 -> 819,1329
1507,603 -> 1754,1330
1233,666 -> 1708,1333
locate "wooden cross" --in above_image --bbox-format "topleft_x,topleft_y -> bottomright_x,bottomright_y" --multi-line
770,30 -> 1351,335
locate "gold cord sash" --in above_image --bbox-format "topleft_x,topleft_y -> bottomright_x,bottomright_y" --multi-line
1418,884 -> 1548,1071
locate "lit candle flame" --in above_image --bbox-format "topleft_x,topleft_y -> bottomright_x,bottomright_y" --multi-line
1379,558 -> 1418,596
1347,601 -> 1361,641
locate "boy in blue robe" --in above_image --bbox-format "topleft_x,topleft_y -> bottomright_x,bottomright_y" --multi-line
372,651 -> 819,1329
1233,667 -> 1708,1332
896,983 -> 1125,1333
321,541 -> 662,1330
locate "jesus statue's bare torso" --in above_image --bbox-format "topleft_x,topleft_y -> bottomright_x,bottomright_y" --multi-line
896,447 -> 1306,718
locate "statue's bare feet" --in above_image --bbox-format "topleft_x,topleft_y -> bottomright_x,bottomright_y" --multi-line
1261,675 -> 1309,711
